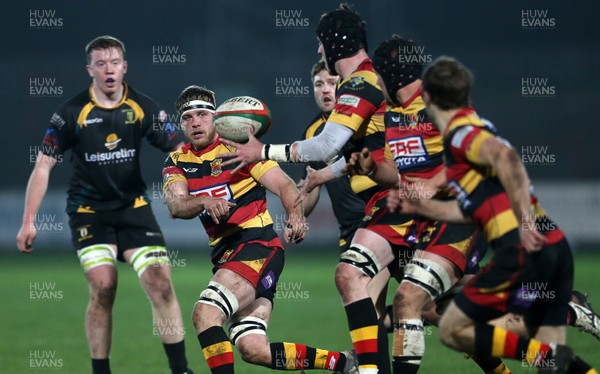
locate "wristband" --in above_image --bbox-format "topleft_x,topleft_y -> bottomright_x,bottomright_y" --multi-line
264,144 -> 291,162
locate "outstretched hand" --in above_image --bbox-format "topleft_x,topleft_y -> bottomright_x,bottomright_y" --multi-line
217,130 -> 264,174
294,166 -> 321,207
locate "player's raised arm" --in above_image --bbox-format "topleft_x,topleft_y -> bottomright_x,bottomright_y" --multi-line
16,153 -> 57,253
296,176 -> 321,217
218,121 -> 353,173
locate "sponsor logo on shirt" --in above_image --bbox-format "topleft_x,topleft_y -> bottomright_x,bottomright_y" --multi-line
337,94 -> 360,108
83,117 -> 103,125
50,113 -> 66,128
191,183 -> 233,200
447,180 -> 471,210
83,134 -> 136,164
388,136 -> 431,169
104,133 -> 121,150
451,126 -> 475,149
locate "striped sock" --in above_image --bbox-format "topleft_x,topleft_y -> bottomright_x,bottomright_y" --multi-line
474,324 -> 551,366
198,326 -> 234,374
345,298 -> 383,372
269,342 -> 345,371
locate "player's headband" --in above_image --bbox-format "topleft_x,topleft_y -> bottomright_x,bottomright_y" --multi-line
179,100 -> 216,119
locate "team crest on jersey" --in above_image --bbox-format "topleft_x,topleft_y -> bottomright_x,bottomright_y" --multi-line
122,108 -> 136,125
218,249 -> 234,264
363,206 -> 380,221
348,76 -> 365,88
77,225 -> 93,242
210,159 -> 222,176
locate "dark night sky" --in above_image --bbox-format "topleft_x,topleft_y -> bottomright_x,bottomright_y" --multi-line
2,0 -> 599,192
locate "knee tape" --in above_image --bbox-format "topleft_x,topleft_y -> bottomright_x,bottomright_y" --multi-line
401,258 -> 452,299
228,316 -> 267,345
198,281 -> 240,320
77,244 -> 116,272
393,319 -> 425,362
340,243 -> 382,278
129,246 -> 170,277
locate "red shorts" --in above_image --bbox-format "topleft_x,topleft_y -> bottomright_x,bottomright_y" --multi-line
363,189 -> 417,248
414,218 -> 485,273
211,227 -> 284,302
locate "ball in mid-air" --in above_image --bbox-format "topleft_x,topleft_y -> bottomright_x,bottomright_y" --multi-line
214,96 -> 271,143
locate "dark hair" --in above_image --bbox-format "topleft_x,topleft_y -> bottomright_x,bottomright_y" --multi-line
85,35 -> 126,64
310,60 -> 328,79
174,85 -> 216,114
422,56 -> 472,110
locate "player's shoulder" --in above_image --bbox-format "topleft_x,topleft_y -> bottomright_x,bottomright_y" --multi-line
447,123 -> 491,152
302,112 -> 326,140
340,71 -> 378,91
337,60 -> 382,105
341,59 -> 378,87
125,84 -> 161,109
57,88 -> 91,111
165,143 -> 192,165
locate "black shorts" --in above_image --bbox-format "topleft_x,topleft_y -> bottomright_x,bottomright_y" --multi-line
455,238 -> 573,327
338,220 -> 362,253
68,204 -> 165,261
524,238 -> 574,327
211,227 -> 285,302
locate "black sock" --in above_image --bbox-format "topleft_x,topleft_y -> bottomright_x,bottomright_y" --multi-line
91,358 -> 110,374
378,318 -> 391,374
163,340 -> 189,373
469,354 -> 508,373
568,356 -> 596,374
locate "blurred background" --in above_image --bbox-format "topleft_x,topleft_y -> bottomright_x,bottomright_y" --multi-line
1,0 -> 599,251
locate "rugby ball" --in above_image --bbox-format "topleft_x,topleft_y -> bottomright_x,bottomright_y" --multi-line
213,96 -> 271,142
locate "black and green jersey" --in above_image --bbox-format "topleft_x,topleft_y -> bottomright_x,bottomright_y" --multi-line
42,83 -> 180,213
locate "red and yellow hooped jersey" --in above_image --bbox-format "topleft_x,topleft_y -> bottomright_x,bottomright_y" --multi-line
163,138 -> 278,247
327,58 -> 386,196
383,89 -> 444,180
444,108 -> 563,249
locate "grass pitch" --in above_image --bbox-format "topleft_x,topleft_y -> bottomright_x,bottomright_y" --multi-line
2,248 -> 599,373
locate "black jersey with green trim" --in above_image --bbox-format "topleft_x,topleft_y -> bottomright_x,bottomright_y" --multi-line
41,83 -> 180,213
301,112 -> 365,240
